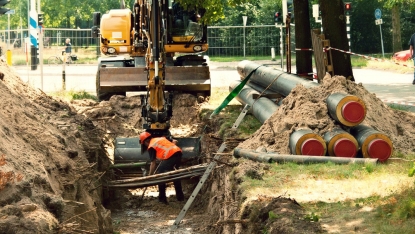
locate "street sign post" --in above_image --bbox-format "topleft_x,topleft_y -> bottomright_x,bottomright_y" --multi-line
375,9 -> 381,19
375,19 -> 383,25
375,9 -> 384,58
6,9 -> 15,49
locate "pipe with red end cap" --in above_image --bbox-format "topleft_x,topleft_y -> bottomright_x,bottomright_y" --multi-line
350,125 -> 393,162
326,93 -> 366,127
289,129 -> 327,156
323,128 -> 358,157
237,61 -> 366,127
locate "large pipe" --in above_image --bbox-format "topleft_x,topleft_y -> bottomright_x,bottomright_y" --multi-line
237,60 -> 366,127
230,82 -> 359,158
237,60 -> 318,96
229,80 -> 279,124
113,137 -> 201,164
229,81 -> 326,156
233,148 -> 378,165
323,128 -> 358,157
350,125 -> 393,162
326,93 -> 366,127
289,129 -> 327,156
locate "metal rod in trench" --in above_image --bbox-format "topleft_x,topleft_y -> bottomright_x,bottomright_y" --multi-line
171,104 -> 251,229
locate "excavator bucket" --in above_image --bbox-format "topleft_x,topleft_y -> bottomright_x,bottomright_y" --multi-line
113,137 -> 202,165
96,57 -> 211,101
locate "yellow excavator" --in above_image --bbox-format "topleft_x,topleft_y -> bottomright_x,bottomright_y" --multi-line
92,0 -> 209,171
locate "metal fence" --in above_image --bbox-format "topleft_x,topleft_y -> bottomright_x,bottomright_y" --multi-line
207,25 -> 284,57
0,28 -> 97,51
0,26 -> 291,58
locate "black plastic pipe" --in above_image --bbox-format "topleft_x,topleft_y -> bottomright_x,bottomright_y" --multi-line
234,148 -> 378,165
229,80 -> 279,124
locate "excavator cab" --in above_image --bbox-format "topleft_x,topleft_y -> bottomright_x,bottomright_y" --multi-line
92,0 -> 210,101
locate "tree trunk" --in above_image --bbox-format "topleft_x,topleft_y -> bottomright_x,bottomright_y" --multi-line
319,0 -> 354,81
293,0 -> 312,80
391,5 -> 402,53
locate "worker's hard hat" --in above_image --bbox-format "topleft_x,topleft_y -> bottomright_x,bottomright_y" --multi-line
139,132 -> 151,143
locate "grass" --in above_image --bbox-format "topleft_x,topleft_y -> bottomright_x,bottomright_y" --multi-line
207,82 -> 415,232
388,104 -> 412,112
50,89 -> 97,101
235,154 -> 415,233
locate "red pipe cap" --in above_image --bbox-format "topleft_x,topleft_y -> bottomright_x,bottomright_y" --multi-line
342,101 -> 365,123
368,139 -> 392,162
301,139 -> 325,156
333,138 -> 357,157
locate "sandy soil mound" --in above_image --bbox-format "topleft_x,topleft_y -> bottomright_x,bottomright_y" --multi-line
0,61 -> 112,233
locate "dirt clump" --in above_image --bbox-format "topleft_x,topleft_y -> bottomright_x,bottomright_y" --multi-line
241,195 -> 324,234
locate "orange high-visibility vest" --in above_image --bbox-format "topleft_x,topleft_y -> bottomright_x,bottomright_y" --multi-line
148,137 -> 182,160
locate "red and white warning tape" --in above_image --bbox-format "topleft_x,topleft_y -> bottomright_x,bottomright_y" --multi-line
328,47 -> 415,69
295,47 -> 415,69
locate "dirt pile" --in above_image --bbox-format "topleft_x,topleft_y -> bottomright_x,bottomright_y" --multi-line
0,61 -> 112,233
238,73 -> 415,155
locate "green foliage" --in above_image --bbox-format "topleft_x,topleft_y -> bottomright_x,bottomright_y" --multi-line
388,104 -> 411,111
268,211 -> 279,220
215,105 -> 261,139
50,89 -> 97,101
409,162 -> 415,177
364,163 -> 375,173
177,0 -> 250,24
304,212 -> 319,222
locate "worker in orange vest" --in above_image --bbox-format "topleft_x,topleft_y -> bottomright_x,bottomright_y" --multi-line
140,132 -> 185,204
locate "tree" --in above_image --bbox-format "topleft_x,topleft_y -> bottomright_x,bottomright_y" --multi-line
379,0 -> 415,53
293,0 -> 312,79
177,0 -> 250,24
319,0 -> 353,80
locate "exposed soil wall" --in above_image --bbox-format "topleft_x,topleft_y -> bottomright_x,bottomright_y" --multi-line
0,61 -> 112,233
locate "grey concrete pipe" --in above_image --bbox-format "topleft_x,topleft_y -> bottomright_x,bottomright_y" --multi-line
237,60 -> 366,127
350,125 -> 393,162
233,148 -> 378,165
229,80 -> 280,124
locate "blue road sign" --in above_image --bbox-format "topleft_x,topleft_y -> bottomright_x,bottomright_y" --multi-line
375,9 -> 381,19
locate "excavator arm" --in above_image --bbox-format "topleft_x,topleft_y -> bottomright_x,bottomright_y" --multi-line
141,0 -> 173,135
93,0 -> 207,166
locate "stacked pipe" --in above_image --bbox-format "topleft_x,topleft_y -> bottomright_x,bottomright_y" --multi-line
230,81 -> 326,157
234,60 -> 393,161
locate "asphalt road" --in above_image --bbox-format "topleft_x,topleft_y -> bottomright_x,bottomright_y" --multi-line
11,62 -> 415,111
